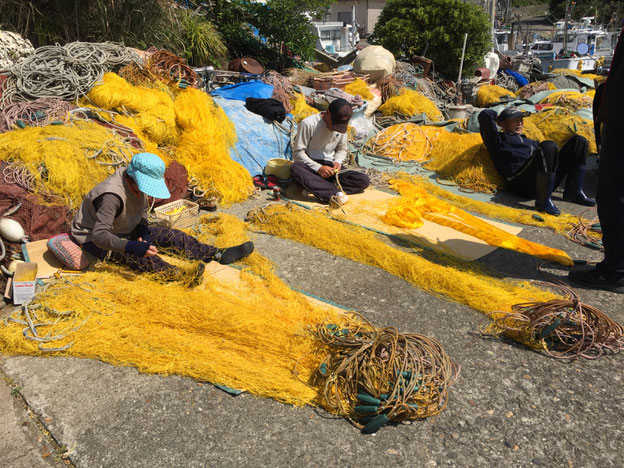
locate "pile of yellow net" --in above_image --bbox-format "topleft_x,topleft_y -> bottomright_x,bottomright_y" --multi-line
344,78 -> 374,101
523,107 -> 597,153
476,85 -> 515,107
290,91 -> 319,123
85,73 -> 252,205
550,68 -> 606,84
0,217 -> 331,406
423,131 -> 503,193
539,90 -> 593,111
382,180 -> 573,265
365,124 -> 444,162
0,120 -> 138,207
378,89 -> 443,122
0,72 -> 254,207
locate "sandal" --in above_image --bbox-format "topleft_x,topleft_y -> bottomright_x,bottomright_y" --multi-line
253,174 -> 267,189
266,174 -> 279,189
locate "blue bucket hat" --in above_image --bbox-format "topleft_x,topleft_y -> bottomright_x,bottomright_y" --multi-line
127,153 -> 171,199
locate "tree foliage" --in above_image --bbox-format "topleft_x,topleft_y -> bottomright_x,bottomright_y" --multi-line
210,0 -> 332,70
0,0 -> 227,66
371,0 -> 492,78
548,0 -> 624,28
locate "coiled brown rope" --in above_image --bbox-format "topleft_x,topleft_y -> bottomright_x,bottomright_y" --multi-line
0,98 -> 75,133
314,313 -> 459,433
486,266 -> 624,360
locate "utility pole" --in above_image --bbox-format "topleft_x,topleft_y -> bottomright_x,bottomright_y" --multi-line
563,0 -> 569,51
489,0 -> 496,37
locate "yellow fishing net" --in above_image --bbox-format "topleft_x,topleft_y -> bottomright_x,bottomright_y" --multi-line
476,85 -> 515,107
0,214 -> 458,424
423,131 -> 503,193
86,72 -> 179,146
290,92 -> 319,123
86,73 -> 252,205
550,68 -> 606,84
523,107 -> 597,153
365,124 -> 445,162
0,120 -> 138,207
389,173 -> 592,238
0,215 -> 338,406
246,204 -> 559,345
377,89 -> 443,122
382,180 -> 573,266
344,78 -> 374,101
539,90 -> 593,111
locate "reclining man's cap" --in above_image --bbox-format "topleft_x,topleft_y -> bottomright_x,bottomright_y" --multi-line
496,107 -> 531,123
328,98 -> 353,134
126,152 -> 171,199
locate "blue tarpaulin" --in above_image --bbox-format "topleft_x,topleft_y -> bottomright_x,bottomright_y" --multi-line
215,97 -> 294,176
210,81 -> 274,101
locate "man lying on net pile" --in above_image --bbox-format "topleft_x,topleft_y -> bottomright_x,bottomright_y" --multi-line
479,107 -> 595,216
70,152 -> 253,286
290,98 -> 370,206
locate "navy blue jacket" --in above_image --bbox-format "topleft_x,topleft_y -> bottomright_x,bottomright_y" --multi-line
478,109 -> 539,180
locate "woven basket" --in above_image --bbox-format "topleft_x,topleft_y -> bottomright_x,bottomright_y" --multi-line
153,199 -> 200,229
264,158 -> 293,180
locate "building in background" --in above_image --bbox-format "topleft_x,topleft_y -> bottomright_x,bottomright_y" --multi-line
328,0 -> 386,36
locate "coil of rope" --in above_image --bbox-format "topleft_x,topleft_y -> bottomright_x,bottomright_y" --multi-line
144,48 -> 200,88
8,42 -> 141,101
566,209 -> 603,251
313,313 -> 459,433
485,265 -> 624,360
0,98 -> 75,133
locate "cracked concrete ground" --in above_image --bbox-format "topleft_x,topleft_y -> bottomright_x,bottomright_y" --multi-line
1,173 -> 623,467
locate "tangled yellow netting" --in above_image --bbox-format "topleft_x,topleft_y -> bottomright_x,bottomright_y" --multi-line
523,107 -> 597,153
0,215 -> 341,406
476,85 -> 515,107
550,68 -> 606,84
539,90 -> 593,111
382,180 -> 573,265
247,203 -> 559,347
0,120 -> 138,207
423,131 -> 503,193
365,124 -> 445,162
344,78 -> 375,101
85,73 -> 252,204
290,92 -> 319,123
389,173 -> 593,238
377,89 -> 443,122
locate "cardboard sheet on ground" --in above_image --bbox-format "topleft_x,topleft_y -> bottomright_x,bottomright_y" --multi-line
286,187 -> 522,260
22,240 -> 66,279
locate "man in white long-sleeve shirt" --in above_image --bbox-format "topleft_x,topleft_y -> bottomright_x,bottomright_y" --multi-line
290,98 -> 370,205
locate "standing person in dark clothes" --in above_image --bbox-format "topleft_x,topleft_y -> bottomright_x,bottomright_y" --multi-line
569,31 -> 624,293
71,152 -> 254,286
479,107 -> 595,216
290,98 -> 370,206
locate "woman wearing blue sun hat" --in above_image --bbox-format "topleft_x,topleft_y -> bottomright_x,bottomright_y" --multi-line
70,152 -> 253,285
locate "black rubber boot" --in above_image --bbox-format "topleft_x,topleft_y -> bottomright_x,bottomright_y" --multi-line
569,267 -> 624,294
562,165 -> 596,206
214,241 -> 254,264
535,171 -> 560,216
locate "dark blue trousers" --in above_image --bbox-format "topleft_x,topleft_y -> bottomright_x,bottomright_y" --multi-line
81,226 -> 217,277
597,123 -> 624,274
290,161 -> 371,202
